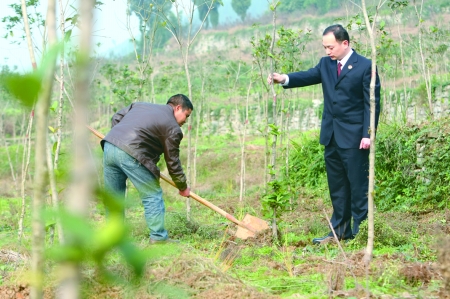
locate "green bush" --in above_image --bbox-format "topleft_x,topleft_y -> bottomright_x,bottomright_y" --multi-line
286,118 -> 450,213
375,118 -> 450,212
286,130 -> 326,196
348,214 -> 409,249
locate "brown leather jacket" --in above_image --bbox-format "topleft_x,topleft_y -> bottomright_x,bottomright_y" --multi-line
101,102 -> 187,191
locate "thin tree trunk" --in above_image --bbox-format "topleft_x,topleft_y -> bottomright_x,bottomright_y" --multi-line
4,136 -> 19,195
239,79 -> 253,202
30,0 -> 58,297
160,0 -> 215,221
18,0 -> 39,243
126,2 -> 157,103
18,110 -> 34,240
394,14 -> 408,123
0,104 -> 19,195
193,75 -> 205,189
361,0 -> 379,266
56,0 -> 95,298
53,0 -> 66,170
263,91 -> 268,187
47,141 -> 64,244
413,0 -> 433,118
21,0 -> 37,70
285,100 -> 292,208
279,94 -> 285,147
184,54 -> 192,221
150,74 -> 155,103
47,0 -> 67,246
16,113 -> 25,163
268,0 -> 279,240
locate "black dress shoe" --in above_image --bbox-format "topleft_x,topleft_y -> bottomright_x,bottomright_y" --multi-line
312,235 -> 334,245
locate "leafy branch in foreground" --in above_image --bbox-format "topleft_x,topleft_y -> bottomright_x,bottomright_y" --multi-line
47,188 -> 148,278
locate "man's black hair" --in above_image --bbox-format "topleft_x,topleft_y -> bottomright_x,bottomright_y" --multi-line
167,94 -> 194,111
323,24 -> 350,44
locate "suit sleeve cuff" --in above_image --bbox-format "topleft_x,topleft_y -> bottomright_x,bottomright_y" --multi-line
280,74 -> 289,86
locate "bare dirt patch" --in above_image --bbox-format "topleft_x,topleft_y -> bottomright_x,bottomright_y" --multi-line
0,284 -> 30,299
148,254 -> 280,299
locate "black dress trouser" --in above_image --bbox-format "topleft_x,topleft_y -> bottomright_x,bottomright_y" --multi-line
324,134 -> 369,240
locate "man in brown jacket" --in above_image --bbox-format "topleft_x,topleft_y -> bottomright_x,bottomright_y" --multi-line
101,94 -> 193,243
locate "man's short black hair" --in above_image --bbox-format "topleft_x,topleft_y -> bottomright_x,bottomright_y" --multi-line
323,24 -> 350,44
167,94 -> 194,111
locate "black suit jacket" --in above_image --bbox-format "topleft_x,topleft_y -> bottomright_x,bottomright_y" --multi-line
284,50 -> 381,148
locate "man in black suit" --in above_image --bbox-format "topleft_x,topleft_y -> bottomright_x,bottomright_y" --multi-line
268,24 -> 381,244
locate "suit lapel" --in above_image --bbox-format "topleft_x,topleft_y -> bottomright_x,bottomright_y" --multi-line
337,51 -> 358,85
329,59 -> 338,83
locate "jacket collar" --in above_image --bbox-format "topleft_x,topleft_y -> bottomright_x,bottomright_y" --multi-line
335,50 -> 359,84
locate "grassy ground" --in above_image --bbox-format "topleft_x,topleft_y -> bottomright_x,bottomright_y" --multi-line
0,134 -> 449,298
2,193 -> 448,298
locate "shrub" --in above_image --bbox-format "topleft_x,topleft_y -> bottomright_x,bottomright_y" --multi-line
285,130 -> 327,197
348,214 -> 409,248
287,118 -> 450,213
375,118 -> 450,212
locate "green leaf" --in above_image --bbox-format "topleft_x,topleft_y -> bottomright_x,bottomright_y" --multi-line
50,100 -> 58,112
47,245 -> 85,263
119,242 -> 148,277
52,141 -> 58,154
6,42 -> 64,108
64,29 -> 72,42
92,215 -> 127,261
38,42 -> 63,76
57,210 -> 95,244
96,188 -> 125,215
5,72 -> 41,107
94,0 -> 104,8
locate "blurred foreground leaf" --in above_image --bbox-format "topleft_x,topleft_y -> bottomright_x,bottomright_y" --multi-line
4,42 -> 63,107
45,187 -> 149,279
5,72 -> 41,107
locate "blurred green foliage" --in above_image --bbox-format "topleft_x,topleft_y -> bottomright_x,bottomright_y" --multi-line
46,188 -> 149,278
277,0 -> 341,15
5,72 -> 41,107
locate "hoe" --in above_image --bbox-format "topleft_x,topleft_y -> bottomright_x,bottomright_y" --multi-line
87,125 -> 269,240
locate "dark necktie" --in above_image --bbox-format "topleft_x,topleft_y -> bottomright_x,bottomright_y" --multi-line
337,62 -> 342,77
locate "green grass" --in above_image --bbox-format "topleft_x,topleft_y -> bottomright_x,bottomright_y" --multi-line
0,197 -> 21,210
0,119 -> 448,297
0,197 -> 26,240
0,192 -> 446,298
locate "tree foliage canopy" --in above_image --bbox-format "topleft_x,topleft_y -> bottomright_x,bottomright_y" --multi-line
231,0 -> 251,22
277,0 -> 340,14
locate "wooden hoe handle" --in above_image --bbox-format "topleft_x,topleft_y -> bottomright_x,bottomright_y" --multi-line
158,173 -> 254,232
86,125 -> 255,233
